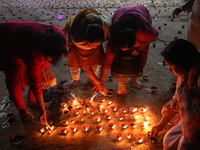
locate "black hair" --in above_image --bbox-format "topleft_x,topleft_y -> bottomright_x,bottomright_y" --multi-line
161,39 -> 198,71
41,28 -> 66,65
70,9 -> 104,43
85,24 -> 104,43
107,17 -> 139,53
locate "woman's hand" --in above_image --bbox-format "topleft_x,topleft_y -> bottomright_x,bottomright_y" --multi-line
150,124 -> 165,137
38,110 -> 47,125
94,84 -> 107,96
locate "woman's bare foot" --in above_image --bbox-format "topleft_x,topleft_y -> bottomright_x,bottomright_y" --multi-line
130,78 -> 143,89
69,80 -> 79,89
19,109 -> 34,121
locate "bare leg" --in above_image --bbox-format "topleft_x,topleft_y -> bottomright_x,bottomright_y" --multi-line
69,67 -> 80,88
117,78 -> 127,95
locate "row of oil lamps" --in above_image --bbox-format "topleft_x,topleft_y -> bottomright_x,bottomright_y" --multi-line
39,123 -> 146,143
39,98 -> 151,144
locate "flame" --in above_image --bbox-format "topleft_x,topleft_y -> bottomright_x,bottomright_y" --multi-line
107,101 -> 113,105
73,99 -> 78,105
82,125 -> 89,131
130,107 -> 137,113
138,138 -> 144,143
70,126 -> 77,133
93,116 -> 101,122
143,122 -> 150,128
96,125 -> 103,131
127,132 -> 133,139
116,134 -> 122,141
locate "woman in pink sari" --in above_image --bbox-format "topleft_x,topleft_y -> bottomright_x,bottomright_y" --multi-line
0,21 -> 67,124
99,4 -> 158,95
150,39 -> 200,150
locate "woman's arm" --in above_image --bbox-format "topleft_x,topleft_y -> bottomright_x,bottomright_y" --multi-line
99,47 -> 115,83
150,95 -> 179,137
35,95 -> 47,124
150,110 -> 178,137
172,0 -> 195,19
27,55 -> 47,124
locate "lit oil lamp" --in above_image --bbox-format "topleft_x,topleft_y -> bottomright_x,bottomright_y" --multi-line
60,127 -> 68,135
101,108 -> 108,113
39,127 -> 46,133
95,125 -> 103,132
127,132 -> 134,140
142,121 -> 151,128
78,116 -> 85,122
104,114 -> 112,120
107,100 -> 113,105
121,108 -> 128,114
120,122 -> 128,129
99,97 -> 105,102
119,114 -> 126,121
60,120 -> 68,126
142,115 -> 150,121
93,116 -> 101,123
129,122 -> 137,129
46,124 -> 54,130
45,126 -> 49,130
70,126 -> 77,133
130,114 -> 140,121
110,106 -> 117,112
82,124 -> 89,132
61,103 -> 67,108
108,122 -> 116,129
82,109 -> 88,114
75,104 -> 81,109
89,109 -> 96,115
138,107 -> 148,113
73,109 -> 79,116
116,133 -> 122,141
46,124 -> 54,134
137,135 -> 144,144
48,130 -> 52,134
68,100 -> 74,105
129,107 -> 137,113
69,118 -> 76,124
